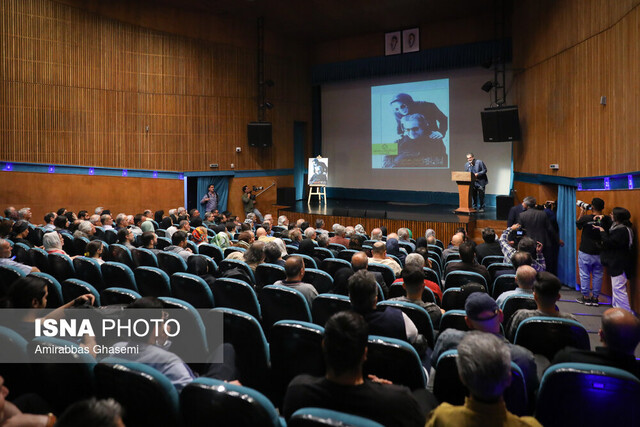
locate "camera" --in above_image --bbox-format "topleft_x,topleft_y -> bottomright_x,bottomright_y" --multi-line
576,200 -> 591,210
253,186 -> 264,191
544,201 -> 556,210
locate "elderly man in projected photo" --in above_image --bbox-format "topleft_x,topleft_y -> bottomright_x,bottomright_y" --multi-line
389,93 -> 448,139
383,113 -> 448,168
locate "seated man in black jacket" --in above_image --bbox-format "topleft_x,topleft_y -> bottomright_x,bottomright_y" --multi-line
283,311 -> 429,427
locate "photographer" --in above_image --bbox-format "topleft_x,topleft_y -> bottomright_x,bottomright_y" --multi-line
576,198 -> 610,306
241,185 -> 263,223
499,224 -> 546,272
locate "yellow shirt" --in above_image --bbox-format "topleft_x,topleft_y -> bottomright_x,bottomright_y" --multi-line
425,397 -> 541,427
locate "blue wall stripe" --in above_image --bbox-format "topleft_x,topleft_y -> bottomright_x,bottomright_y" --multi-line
0,161 -> 181,179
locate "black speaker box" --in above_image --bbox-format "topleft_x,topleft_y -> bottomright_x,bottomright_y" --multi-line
277,187 -> 295,206
247,122 -> 272,147
366,209 -> 387,219
481,107 -> 521,142
496,195 -> 515,220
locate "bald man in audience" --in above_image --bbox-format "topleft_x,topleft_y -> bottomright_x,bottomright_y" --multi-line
552,308 -> 640,378
256,227 -> 275,242
332,251 -> 387,298
370,228 -> 383,241
496,265 -> 537,307
442,232 -> 464,260
273,256 -> 318,307
0,238 -> 39,274
369,241 -> 402,277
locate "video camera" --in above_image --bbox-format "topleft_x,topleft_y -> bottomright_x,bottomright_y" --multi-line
576,200 -> 592,210
252,186 -> 264,192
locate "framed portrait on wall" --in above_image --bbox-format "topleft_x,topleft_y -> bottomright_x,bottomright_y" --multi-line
402,28 -> 419,53
385,31 -> 401,56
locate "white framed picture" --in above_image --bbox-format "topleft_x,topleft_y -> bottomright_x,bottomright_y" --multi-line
385,31 -> 401,56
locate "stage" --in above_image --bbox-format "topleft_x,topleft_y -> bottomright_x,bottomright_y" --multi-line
277,199 -> 507,243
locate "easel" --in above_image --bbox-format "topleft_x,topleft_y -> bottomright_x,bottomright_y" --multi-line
307,185 -> 326,204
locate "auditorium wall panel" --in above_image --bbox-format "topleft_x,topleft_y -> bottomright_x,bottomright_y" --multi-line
227,175 -> 294,219
0,0 -> 310,173
0,171 -> 184,223
512,0 -> 640,177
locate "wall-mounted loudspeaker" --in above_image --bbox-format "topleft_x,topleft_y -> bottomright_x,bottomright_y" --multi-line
247,122 -> 272,147
480,107 -> 521,142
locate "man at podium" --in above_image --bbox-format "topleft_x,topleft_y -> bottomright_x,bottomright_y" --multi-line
465,153 -> 488,212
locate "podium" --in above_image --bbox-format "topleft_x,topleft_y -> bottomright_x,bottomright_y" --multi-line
452,171 -> 476,214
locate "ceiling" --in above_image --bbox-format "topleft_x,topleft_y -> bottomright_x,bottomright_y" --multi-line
155,0 -> 501,43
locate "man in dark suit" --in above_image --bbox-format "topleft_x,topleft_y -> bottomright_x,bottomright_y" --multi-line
507,198 -> 528,227
516,197 -> 559,274
465,153 -> 488,212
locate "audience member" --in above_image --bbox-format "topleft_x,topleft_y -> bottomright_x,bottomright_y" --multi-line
475,227 -> 503,264
191,226 -> 209,246
370,228 -> 383,241
397,228 -> 415,251
243,241 -> 265,272
164,230 -> 193,261
9,220 -> 32,248
369,241 -> 401,277
426,332 -> 541,426
496,265 -> 536,307
283,311 -> 428,427
441,232 -> 464,260
499,225 -> 546,272
74,220 -> 96,240
0,238 -> 38,274
443,241 -> 490,286
55,398 -> 124,427
264,240 -> 285,266
273,256 -> 318,307
141,231 -> 161,255
389,264 -> 444,327
43,211 -> 56,231
117,227 -> 135,250
43,231 -> 72,257
85,240 -> 105,265
392,253 -> 442,301
329,225 -> 349,247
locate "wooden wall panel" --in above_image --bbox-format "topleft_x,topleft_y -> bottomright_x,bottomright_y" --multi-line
512,0 -> 640,177
0,171 -> 184,223
226,175 -> 294,219
0,0 -> 310,172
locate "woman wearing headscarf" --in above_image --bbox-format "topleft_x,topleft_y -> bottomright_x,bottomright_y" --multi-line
386,237 -> 406,265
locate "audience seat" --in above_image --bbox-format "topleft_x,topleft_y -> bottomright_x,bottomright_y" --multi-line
260,285 -> 313,336
302,268 -> 334,294
377,300 -> 435,348
110,243 -> 134,268
367,263 -> 395,290
441,287 -> 467,311
270,320 -> 325,406
535,363 -> 640,427
186,240 -> 199,254
29,247 -> 49,272
187,254 -> 217,277
28,227 -> 45,247
313,247 -> 334,261
443,252 -> 460,264
62,278 -> 101,306
73,256 -> 105,291
328,243 -> 346,252
0,264 -> 26,293
29,271 -> 63,308
286,245 -> 299,255
207,308 -> 270,393
73,236 -> 90,258
132,247 -> 159,268
320,258 -> 352,279
12,241 -> 31,264
491,274 -> 517,299
433,350 -> 528,416
512,317 -> 590,360
157,251 -> 188,276
427,244 -> 443,259
28,337 -> 96,413
93,226 -> 106,241
481,255 -> 505,267
255,263 -> 287,291
47,252 -> 76,283
211,278 -> 261,320
423,267 -> 441,287
0,325 -> 33,399
155,236 -> 171,250
311,293 -> 351,327
443,271 -> 487,291
61,233 -> 75,255
438,310 -> 469,334
224,246 -> 245,258
159,297 -> 209,365
170,272 -> 214,308
101,287 -> 141,306
180,378 -> 285,427
500,294 -> 536,326
219,259 -> 256,286
337,249 -> 358,262
96,358 -> 181,427
198,243 -> 224,264
294,253 -> 318,270
134,266 -> 172,298
397,241 -> 413,254
488,262 -> 514,279
101,261 -> 138,291
363,335 -> 427,390
104,229 -> 118,245
289,408 -> 384,427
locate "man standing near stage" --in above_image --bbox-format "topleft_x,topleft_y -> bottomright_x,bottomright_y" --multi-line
465,153 -> 488,212
242,185 -> 263,223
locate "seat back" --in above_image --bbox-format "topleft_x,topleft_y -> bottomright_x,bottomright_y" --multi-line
109,243 -> 134,268
0,326 -> 33,398
132,247 -> 159,268
171,272 -> 214,308
286,244 -> 299,255
73,256 -> 105,291
295,253 -> 318,269
481,255 -> 505,267
500,294 -> 536,326
488,262 -> 514,279
438,310 -> 469,334
180,378 -> 283,427
211,278 -> 261,319
156,236 -> 171,250
96,359 -> 180,427
73,236 -> 90,257
104,229 -> 118,245
159,297 -> 209,363
207,308 -> 269,392
0,264 -> 26,294
491,274 -> 517,299
320,258 -> 351,279
536,363 -> 640,427
47,252 -> 75,282
29,247 -> 49,272
187,254 -> 217,277
441,287 -> 467,311
289,408 -> 384,427
270,320 -> 325,406
255,263 -> 287,291
134,266 -> 172,297
27,337 -> 96,413
311,293 -> 351,326
157,251 -> 188,276
433,350 -> 528,416
443,270 -> 487,291
378,300 -> 435,348
367,263 -> 395,289
313,247 -> 334,261
28,227 -> 45,247
219,259 -> 256,285
101,261 -> 138,291
302,268 -> 334,294
363,335 -> 427,390
337,249 -> 358,262
185,240 -> 199,254
423,267 -> 440,286
260,285 -> 312,335
198,243 -> 224,264
513,317 -> 590,360
12,242 -> 31,264
224,246 -> 245,258
29,272 -> 63,308
101,287 -> 141,306
61,233 -> 75,255
62,278 -> 101,306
